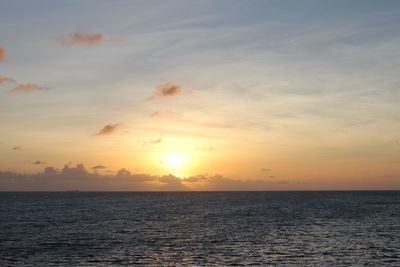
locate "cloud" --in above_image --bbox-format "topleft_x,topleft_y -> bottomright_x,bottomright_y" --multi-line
56,31 -> 126,47
57,31 -> 104,46
260,168 -> 271,172
92,165 -> 107,174
149,82 -> 182,100
150,110 -> 177,118
151,138 -> 162,144
0,164 -> 159,191
11,83 -> 42,94
96,123 -> 122,135
0,164 -> 292,191
12,146 -> 21,151
92,165 -> 107,170
33,160 -> 46,165
0,75 -> 14,84
0,46 -> 6,61
159,174 -> 189,191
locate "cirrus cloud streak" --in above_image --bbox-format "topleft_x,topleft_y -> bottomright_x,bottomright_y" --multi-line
11,83 -> 42,94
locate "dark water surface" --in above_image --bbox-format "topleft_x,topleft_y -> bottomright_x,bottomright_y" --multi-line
0,191 -> 399,266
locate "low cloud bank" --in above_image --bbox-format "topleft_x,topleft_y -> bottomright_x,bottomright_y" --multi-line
0,164 -> 289,191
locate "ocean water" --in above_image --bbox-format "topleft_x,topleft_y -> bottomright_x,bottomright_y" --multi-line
0,192 -> 399,266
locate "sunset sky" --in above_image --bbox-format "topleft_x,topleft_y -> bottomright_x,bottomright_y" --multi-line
1,0 -> 400,190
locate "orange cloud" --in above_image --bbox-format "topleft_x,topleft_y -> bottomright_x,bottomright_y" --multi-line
149,82 -> 182,100
96,123 -> 122,135
11,83 -> 42,94
0,75 -> 13,84
0,46 -> 6,61
57,31 -> 104,46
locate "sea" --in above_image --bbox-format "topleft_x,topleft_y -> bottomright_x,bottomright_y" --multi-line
0,191 -> 399,266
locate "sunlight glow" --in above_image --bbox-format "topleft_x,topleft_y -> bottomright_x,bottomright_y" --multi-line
164,153 -> 186,169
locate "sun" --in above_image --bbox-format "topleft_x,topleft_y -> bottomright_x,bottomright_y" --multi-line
164,153 -> 186,169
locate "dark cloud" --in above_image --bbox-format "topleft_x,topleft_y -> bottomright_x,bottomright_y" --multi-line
33,160 -> 46,165
12,146 -> 21,151
92,165 -> 107,174
43,166 -> 58,176
11,83 -> 42,94
96,123 -> 122,135
149,82 -> 182,100
0,46 -> 6,61
115,168 -> 131,177
61,163 -> 88,176
0,164 -> 292,191
260,168 -> 271,172
159,174 -> 189,191
92,165 -> 107,170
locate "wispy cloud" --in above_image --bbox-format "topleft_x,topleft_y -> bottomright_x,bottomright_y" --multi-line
0,46 -> 6,61
0,75 -> 14,84
56,31 -> 126,47
150,110 -> 177,118
57,31 -> 103,46
11,83 -> 42,94
149,82 -> 182,100
12,146 -> 21,151
150,138 -> 162,144
96,123 -> 122,135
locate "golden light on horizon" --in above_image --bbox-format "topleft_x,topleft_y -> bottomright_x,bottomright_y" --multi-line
162,152 -> 189,177
164,153 -> 186,169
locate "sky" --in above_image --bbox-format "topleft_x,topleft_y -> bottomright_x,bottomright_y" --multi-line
0,0 -> 400,191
